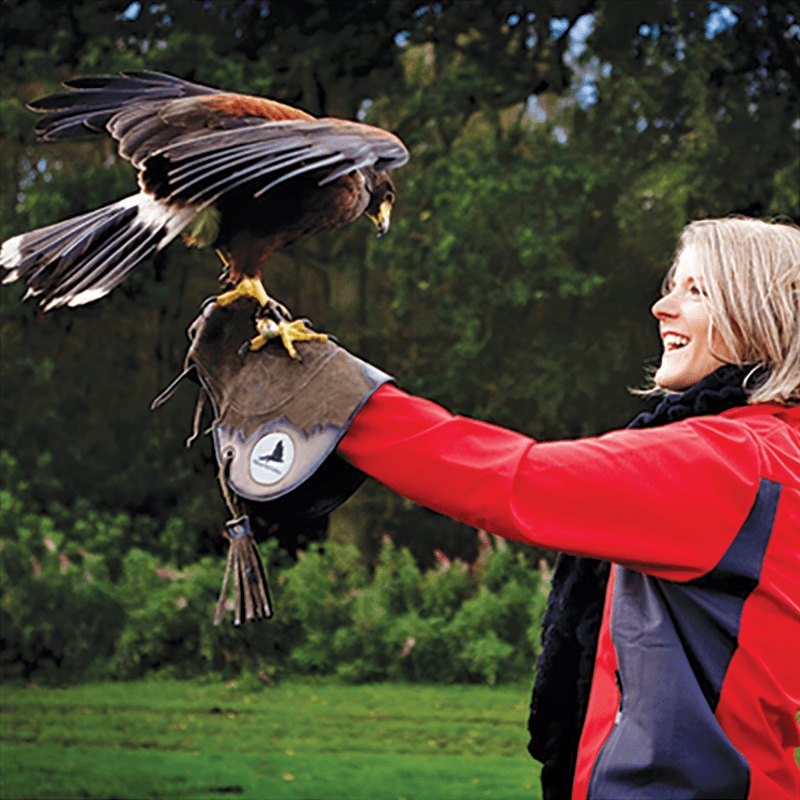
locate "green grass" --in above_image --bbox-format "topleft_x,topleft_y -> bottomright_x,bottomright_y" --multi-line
0,679 -> 542,799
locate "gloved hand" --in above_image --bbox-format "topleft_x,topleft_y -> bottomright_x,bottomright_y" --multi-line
152,297 -> 392,623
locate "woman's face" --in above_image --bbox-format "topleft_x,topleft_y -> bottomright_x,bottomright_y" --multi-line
651,245 -> 731,391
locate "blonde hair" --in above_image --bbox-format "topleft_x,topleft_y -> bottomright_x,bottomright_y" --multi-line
666,217 -> 800,405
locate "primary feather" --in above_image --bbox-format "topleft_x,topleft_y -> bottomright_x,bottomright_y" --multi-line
1,71 -> 409,309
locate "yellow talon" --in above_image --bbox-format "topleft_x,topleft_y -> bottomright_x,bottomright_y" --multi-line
250,318 -> 328,359
214,276 -> 325,358
216,276 -> 270,307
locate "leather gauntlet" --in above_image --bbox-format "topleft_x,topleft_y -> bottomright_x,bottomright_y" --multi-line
153,298 -> 392,623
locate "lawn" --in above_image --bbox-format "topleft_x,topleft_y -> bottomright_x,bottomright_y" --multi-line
0,678 -> 542,799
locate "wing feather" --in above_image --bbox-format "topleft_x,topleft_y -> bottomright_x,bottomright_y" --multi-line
167,141 -> 301,183
29,72 -> 221,135
116,114 -> 173,162
27,73 -> 409,208
252,153 -> 349,198
146,119 -> 408,205
180,147 -> 313,204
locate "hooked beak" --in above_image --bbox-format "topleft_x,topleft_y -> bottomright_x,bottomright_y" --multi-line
367,199 -> 393,237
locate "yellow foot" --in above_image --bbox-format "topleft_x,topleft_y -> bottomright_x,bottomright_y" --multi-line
249,318 -> 328,360
216,277 -> 270,307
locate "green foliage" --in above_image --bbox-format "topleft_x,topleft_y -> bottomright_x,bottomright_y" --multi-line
2,460 -> 545,685
367,133 -> 613,418
579,0 -> 799,226
0,538 -> 121,683
278,536 -> 545,685
1,454 -> 120,681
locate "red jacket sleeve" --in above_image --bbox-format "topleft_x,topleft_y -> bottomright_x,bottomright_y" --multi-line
338,384 -> 763,581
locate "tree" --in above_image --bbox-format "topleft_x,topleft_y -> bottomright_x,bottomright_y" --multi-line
1,0 -> 797,571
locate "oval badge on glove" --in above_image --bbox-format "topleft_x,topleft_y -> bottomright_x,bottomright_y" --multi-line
250,432 -> 295,485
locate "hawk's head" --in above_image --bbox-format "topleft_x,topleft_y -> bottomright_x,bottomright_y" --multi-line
363,168 -> 397,237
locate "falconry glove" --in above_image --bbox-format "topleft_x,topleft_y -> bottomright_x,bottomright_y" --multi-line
152,298 -> 392,624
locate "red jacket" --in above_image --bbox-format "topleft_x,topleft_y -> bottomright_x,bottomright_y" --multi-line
338,384 -> 800,799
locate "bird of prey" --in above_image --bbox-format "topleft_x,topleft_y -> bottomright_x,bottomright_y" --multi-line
1,71 -> 409,355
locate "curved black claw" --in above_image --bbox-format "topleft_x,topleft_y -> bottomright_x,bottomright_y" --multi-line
261,297 -> 292,323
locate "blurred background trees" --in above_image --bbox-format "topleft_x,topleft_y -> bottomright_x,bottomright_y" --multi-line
1,0 -> 798,679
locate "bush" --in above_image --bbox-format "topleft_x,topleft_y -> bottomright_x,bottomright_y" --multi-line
1,449 -> 549,685
280,537 -> 547,684
0,535 -> 123,683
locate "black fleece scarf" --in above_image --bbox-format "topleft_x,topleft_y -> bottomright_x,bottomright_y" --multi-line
526,363 -> 762,800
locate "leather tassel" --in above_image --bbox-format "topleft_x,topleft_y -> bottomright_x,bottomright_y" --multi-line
214,516 -> 273,625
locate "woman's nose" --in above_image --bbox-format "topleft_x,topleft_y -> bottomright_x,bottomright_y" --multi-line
651,293 -> 677,320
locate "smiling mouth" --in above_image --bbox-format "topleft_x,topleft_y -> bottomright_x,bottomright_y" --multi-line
663,333 -> 689,352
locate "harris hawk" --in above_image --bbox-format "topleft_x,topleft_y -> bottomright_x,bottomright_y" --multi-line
1,71 -> 409,355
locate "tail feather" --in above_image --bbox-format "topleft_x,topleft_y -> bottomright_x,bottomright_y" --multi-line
1,194 -> 198,309
5,206 -> 116,286
56,226 -> 165,307
22,206 -> 139,296
46,220 -> 157,303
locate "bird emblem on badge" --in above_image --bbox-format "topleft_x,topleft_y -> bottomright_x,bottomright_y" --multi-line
258,440 -> 284,465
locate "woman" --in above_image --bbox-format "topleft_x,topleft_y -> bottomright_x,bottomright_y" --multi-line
334,217 -> 800,799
